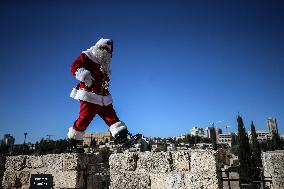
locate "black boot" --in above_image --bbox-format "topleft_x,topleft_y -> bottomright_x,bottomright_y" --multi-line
121,133 -> 142,149
114,129 -> 129,145
114,129 -> 142,150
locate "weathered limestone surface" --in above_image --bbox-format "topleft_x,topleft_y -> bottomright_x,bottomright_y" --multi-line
2,153 -> 109,189
262,150 -> 284,189
2,150 -> 222,189
109,150 -> 222,189
0,156 -> 6,187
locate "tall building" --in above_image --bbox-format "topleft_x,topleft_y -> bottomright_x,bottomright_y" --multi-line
191,127 -> 206,137
205,127 -> 214,139
3,134 -> 15,147
205,127 -> 222,139
267,117 -> 278,135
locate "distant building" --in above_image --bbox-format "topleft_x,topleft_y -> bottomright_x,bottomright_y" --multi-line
205,127 -> 214,139
191,127 -> 206,137
205,127 -> 222,143
83,132 -> 114,146
218,133 -> 237,147
215,128 -> 222,135
3,134 -> 15,147
248,130 -> 270,142
175,134 -> 187,141
267,117 -> 278,135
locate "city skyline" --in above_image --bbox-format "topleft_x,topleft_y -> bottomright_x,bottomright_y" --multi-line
2,115 -> 282,144
0,0 -> 284,143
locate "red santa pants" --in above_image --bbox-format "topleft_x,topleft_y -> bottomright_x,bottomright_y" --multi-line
72,100 -> 120,132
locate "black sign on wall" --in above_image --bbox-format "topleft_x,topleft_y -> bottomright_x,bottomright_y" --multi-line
29,174 -> 53,189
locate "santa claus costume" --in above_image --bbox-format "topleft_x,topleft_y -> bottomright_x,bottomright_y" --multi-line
67,38 -> 129,148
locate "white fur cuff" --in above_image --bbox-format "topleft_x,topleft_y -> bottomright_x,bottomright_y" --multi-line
75,68 -> 91,82
67,127 -> 85,140
109,121 -> 127,138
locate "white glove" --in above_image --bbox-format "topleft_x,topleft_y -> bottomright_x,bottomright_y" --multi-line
84,77 -> 93,87
75,68 -> 94,87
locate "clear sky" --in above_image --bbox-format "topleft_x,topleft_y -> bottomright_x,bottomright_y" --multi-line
0,0 -> 283,143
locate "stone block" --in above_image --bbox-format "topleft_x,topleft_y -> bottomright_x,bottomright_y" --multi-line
53,171 -> 85,188
172,151 -> 190,172
5,155 -> 27,171
184,172 -> 221,189
262,151 -> 284,189
42,154 -> 63,171
137,152 -> 173,173
26,155 -> 43,169
2,170 -> 17,188
109,152 -> 139,172
150,173 -> 183,189
190,150 -> 219,174
110,172 -> 150,189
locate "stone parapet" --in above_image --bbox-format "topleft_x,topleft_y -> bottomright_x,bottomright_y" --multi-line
262,150 -> 284,189
109,150 -> 222,189
2,153 -> 109,189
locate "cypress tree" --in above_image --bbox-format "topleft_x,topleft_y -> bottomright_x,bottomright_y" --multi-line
271,131 -> 281,150
250,121 -> 263,181
250,121 -> 262,168
237,115 -> 252,182
212,127 -> 217,150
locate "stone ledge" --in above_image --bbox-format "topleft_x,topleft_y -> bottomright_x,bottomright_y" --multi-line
2,153 -> 105,189
109,150 -> 222,189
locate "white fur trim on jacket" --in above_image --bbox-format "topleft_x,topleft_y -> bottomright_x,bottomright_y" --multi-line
67,127 -> 85,140
75,68 -> 91,82
70,88 -> 113,106
109,121 -> 127,138
82,48 -> 97,63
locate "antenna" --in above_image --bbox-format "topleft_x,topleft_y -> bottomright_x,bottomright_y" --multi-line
46,134 -> 54,140
222,125 -> 231,134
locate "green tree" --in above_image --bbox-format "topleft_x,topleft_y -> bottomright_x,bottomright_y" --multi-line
211,127 -> 217,150
270,131 -> 281,150
237,115 -> 253,182
250,121 -> 262,168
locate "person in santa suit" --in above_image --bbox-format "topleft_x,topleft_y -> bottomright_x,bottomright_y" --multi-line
67,38 -> 130,151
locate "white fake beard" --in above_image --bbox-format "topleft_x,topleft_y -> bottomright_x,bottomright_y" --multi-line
93,47 -> 112,76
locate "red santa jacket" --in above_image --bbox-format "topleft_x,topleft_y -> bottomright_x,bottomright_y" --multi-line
69,53 -> 113,106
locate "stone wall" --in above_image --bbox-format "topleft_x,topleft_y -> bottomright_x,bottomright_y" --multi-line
0,156 -> 6,187
2,150 -> 222,189
262,150 -> 284,189
109,150 -> 222,189
2,153 -> 109,189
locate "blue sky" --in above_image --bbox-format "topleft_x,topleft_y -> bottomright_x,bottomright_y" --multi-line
0,0 -> 283,143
